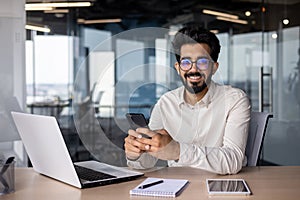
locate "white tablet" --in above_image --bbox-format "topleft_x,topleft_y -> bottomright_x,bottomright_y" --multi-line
206,179 -> 251,196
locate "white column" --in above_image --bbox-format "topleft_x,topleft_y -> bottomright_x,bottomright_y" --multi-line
0,0 -> 26,106
0,0 -> 26,166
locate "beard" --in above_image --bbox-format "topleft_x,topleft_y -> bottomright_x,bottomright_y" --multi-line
180,72 -> 210,94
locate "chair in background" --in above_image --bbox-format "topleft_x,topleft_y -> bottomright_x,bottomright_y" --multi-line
246,111 -> 273,166
93,91 -> 104,118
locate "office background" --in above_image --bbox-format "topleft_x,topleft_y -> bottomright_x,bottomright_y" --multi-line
1,0 -> 300,167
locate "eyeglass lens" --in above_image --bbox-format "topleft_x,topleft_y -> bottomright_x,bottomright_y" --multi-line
180,58 -> 210,71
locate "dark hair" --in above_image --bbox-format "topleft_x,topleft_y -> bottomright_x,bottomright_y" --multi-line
172,25 -> 221,62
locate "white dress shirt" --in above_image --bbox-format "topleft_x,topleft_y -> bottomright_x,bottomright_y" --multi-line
127,81 -> 251,174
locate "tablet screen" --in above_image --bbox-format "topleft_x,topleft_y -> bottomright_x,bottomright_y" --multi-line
206,179 -> 251,195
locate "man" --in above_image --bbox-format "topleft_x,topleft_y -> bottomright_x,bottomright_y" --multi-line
124,25 -> 251,175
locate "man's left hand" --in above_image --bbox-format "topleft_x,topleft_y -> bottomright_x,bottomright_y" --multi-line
135,128 -> 180,161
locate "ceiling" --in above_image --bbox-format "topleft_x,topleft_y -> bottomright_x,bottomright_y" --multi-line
26,0 -> 300,35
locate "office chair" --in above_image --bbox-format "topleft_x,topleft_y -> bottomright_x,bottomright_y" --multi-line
93,91 -> 104,117
245,111 -> 273,166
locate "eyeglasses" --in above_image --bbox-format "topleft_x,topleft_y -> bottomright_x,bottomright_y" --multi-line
179,58 -> 213,71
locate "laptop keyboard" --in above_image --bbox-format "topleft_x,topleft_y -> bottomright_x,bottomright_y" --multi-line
75,165 -> 116,181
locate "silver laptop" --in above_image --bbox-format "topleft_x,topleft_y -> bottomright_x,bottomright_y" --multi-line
11,111 -> 143,188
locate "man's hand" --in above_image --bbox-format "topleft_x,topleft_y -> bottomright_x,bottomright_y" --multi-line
133,128 -> 180,161
124,129 -> 147,160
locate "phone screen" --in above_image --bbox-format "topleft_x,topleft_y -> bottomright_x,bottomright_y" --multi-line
126,113 -> 148,130
126,113 -> 151,138
206,179 -> 251,195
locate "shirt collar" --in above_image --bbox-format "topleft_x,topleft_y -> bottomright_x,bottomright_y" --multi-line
178,81 -> 216,107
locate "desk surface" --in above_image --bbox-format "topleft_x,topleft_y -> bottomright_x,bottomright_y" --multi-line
2,166 -> 300,200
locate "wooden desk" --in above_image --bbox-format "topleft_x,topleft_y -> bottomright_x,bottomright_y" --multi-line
1,166 -> 300,200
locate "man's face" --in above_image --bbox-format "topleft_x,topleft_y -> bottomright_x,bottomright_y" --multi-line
175,43 -> 218,94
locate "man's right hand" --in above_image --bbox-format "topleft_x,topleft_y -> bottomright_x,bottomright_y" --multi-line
124,129 -> 149,160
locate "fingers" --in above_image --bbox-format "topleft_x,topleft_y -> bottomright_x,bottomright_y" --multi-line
125,129 -> 151,152
145,144 -> 150,150
144,130 -> 173,153
127,129 -> 152,147
136,127 -> 157,138
124,135 -> 143,160
125,128 -> 178,161
125,128 -> 168,155
124,135 -> 142,151
127,129 -> 141,138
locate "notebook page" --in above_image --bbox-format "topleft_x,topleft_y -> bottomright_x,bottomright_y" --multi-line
130,177 -> 189,197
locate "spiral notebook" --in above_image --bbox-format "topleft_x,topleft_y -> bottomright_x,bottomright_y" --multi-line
130,177 -> 189,197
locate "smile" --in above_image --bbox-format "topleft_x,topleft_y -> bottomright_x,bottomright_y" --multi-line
188,75 -> 201,80
185,73 -> 204,82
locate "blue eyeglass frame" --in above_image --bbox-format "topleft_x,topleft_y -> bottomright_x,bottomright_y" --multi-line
179,58 -> 213,71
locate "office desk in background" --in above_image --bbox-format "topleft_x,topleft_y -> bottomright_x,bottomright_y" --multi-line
27,99 -> 70,117
1,166 -> 300,200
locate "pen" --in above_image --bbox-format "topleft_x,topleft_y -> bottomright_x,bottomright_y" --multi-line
138,180 -> 164,189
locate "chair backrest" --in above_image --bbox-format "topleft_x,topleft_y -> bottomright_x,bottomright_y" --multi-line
246,111 -> 273,166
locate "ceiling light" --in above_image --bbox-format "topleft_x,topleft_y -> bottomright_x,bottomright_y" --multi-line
77,18 -> 122,24
25,2 -> 92,10
77,19 -> 85,24
245,11 -> 251,17
203,9 -> 239,20
25,25 -> 51,33
44,9 -> 69,14
26,7 -> 54,11
283,18 -> 289,25
271,33 -> 278,39
210,30 -> 219,34
216,16 -> 248,25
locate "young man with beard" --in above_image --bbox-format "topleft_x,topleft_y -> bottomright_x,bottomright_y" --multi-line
124,25 -> 251,175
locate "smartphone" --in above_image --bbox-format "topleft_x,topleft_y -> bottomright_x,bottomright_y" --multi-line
206,179 -> 251,196
126,113 -> 151,139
